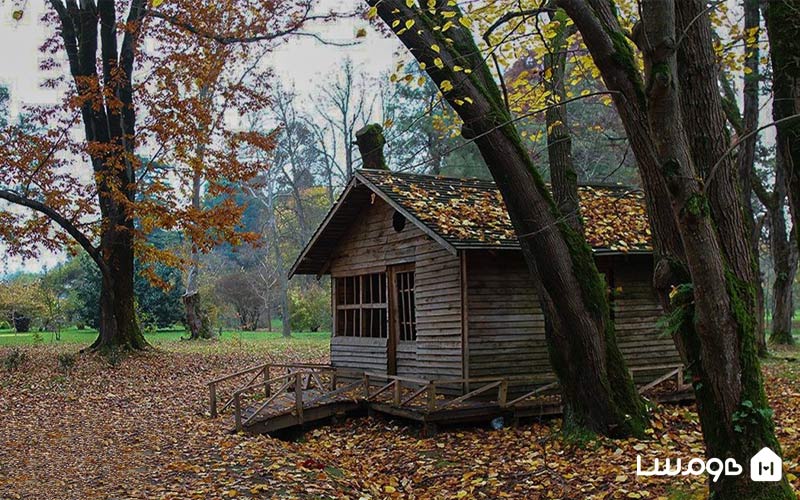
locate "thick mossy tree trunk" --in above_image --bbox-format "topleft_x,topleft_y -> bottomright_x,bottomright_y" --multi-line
368,0 -> 647,438
636,2 -> 792,498
558,0 -> 793,497
673,0 -> 765,356
765,0 -> 800,251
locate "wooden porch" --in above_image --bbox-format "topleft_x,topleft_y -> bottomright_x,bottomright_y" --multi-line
206,363 -> 694,435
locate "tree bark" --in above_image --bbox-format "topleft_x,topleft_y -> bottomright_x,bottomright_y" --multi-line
634,2 -> 793,497
368,0 -> 647,438
356,124 -> 389,170
738,0 -> 767,354
765,0 -> 800,252
184,85 -> 214,340
544,10 -> 582,235
769,154 -> 798,345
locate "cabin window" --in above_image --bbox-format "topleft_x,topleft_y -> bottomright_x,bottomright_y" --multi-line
395,270 -> 417,341
334,273 -> 388,338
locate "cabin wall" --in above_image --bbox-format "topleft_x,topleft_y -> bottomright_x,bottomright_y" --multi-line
600,255 -> 682,382
328,198 -> 463,380
465,251 -> 681,388
465,252 -> 549,384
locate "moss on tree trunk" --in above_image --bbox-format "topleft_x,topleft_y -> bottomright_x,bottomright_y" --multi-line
368,0 -> 648,438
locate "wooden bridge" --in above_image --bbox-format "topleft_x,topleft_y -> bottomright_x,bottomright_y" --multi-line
207,363 -> 693,435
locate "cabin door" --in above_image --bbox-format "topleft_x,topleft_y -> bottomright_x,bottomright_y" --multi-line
388,263 -> 417,376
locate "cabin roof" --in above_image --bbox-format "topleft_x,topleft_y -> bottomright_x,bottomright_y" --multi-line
290,169 -> 652,276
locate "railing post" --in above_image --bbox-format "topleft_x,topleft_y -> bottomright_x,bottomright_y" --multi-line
677,365 -> 685,391
209,383 -> 217,418
331,370 -> 338,391
393,379 -> 401,406
263,364 -> 271,399
233,392 -> 242,431
498,380 -> 508,407
295,372 -> 304,423
427,383 -> 437,411
363,373 -> 371,400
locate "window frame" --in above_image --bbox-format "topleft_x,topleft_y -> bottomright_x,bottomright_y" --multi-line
333,272 -> 388,338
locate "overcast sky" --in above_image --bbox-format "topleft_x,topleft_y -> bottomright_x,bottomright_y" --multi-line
0,0 -> 401,275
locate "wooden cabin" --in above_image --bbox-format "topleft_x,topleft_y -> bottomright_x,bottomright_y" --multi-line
290,169 -> 681,393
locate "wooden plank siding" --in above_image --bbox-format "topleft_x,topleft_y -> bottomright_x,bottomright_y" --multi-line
465,252 -> 549,385
464,251 -> 681,389
328,198 -> 463,380
601,255 -> 683,382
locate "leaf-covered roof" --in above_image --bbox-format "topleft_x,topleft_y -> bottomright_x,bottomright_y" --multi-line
358,169 -> 652,252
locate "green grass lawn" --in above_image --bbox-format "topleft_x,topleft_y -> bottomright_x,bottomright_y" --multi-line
0,325 -> 330,347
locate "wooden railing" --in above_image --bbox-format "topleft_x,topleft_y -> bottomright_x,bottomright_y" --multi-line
208,363 -> 690,431
207,362 -> 336,418
362,373 -> 526,411
631,364 -> 691,394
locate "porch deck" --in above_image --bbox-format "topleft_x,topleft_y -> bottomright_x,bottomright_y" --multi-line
207,363 -> 694,435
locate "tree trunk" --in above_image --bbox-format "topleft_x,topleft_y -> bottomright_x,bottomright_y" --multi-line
544,11 -> 582,235
272,225 -> 291,339
636,2 -> 792,497
90,229 -> 148,351
356,124 -> 389,170
765,0 -> 800,251
738,0 -> 767,355
368,0 -> 647,438
770,154 -> 798,345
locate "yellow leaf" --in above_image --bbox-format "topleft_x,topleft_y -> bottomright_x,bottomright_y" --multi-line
367,6 -> 377,19
152,0 -> 164,7
441,80 -> 453,92
356,28 -> 367,38
431,44 -> 440,53
405,19 -> 415,29
458,16 -> 472,29
12,9 -> 23,20
406,0 -> 414,6
384,485 -> 397,493
433,57 -> 444,69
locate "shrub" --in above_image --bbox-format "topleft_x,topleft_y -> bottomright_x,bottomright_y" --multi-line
289,283 -> 332,333
0,320 -> 10,330
76,321 -> 86,330
13,316 -> 31,333
3,348 -> 27,372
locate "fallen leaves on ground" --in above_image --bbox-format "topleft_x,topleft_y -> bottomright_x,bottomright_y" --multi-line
0,341 -> 797,499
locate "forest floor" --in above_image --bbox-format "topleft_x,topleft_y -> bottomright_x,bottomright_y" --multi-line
0,339 -> 798,500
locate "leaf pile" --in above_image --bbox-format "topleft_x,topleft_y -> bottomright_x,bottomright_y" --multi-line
0,341 -> 797,499
361,170 -> 652,252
